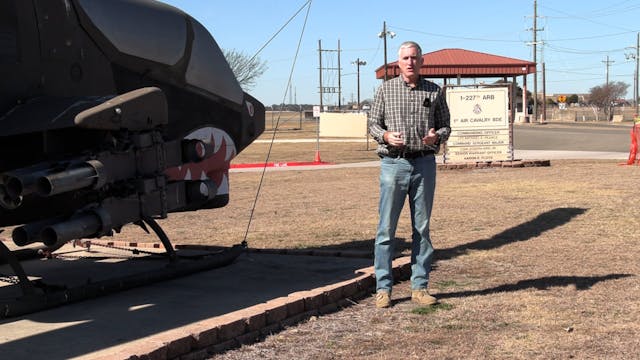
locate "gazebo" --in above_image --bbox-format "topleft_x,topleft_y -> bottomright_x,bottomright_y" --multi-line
375,48 -> 536,122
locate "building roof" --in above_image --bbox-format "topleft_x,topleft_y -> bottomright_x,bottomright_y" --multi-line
375,48 -> 536,79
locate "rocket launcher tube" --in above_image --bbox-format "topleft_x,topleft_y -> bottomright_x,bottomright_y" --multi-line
41,213 -> 102,247
12,216 -> 65,247
1,163 -> 57,199
36,160 -> 106,197
41,208 -> 111,248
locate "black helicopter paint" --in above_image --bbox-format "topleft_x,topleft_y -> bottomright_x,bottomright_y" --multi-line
0,0 -> 265,318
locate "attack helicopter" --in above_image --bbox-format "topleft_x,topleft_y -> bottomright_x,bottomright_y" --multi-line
0,0 -> 265,317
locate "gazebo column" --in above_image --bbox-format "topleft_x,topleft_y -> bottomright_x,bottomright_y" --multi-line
522,74 -> 528,122
510,77 -> 516,124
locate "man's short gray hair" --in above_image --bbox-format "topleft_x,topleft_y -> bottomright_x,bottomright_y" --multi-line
398,41 -> 422,57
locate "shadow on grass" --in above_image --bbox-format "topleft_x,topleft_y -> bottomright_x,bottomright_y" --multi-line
310,207 -> 588,260
436,207 -> 588,262
436,273 -> 633,299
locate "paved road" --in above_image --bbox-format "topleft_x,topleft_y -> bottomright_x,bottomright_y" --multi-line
513,122 -> 632,153
239,122 -> 633,172
255,122 -> 633,154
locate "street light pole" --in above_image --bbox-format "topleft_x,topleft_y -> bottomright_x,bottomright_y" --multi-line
633,33 -> 640,114
378,21 -> 396,81
625,33 -> 640,115
352,58 -> 367,110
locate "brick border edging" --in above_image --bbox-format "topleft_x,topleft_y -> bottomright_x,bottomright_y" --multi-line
92,256 -> 413,360
437,159 -> 550,170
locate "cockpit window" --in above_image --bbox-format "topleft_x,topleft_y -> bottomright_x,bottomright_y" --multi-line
185,20 -> 243,105
77,0 -> 186,66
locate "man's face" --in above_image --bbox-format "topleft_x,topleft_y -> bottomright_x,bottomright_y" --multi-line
398,46 -> 422,81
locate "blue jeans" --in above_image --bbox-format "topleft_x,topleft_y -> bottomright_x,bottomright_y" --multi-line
374,154 -> 436,293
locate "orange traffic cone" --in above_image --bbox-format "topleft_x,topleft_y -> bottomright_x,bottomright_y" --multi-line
635,121 -> 640,165
314,150 -> 322,163
624,121 -> 638,165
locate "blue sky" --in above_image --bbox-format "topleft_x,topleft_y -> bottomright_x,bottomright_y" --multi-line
160,0 -> 640,107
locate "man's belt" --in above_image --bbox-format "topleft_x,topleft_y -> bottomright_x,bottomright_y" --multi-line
384,150 -> 435,159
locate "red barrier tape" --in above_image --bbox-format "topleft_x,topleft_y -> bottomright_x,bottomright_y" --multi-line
231,161 -> 333,169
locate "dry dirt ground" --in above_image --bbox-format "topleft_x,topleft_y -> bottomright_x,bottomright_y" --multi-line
112,116 -> 640,359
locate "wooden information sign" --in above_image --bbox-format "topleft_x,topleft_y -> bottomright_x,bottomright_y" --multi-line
445,87 -> 512,162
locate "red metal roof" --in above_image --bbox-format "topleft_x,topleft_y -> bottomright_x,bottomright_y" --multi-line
375,48 -> 536,79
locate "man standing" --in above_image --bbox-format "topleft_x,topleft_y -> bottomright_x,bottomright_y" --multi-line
368,41 -> 450,308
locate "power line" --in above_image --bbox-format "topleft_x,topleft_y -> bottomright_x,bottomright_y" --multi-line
546,69 -> 605,76
545,77 -> 606,83
541,3 -> 636,32
575,1 -> 640,18
390,26 -> 638,45
391,25 -> 524,43
546,44 -> 628,55
546,30 -> 638,42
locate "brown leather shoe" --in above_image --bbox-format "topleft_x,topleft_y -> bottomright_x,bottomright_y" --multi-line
375,291 -> 391,308
411,289 -> 437,305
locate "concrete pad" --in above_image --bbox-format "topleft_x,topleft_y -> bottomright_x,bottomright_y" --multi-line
0,251 -> 374,359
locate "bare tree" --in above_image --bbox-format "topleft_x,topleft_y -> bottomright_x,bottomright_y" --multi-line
223,49 -> 267,92
589,81 -> 629,120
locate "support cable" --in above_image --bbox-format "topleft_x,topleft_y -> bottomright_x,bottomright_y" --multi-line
249,0 -> 312,62
241,1 -> 313,248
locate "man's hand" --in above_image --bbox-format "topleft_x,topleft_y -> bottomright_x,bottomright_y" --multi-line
422,128 -> 438,145
384,131 -> 405,147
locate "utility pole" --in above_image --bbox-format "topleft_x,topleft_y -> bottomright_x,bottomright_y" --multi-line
602,55 -> 616,121
602,55 -> 614,86
338,40 -> 342,109
318,40 -> 341,110
541,35 -> 546,123
530,0 -> 543,123
636,33 -> 639,115
542,62 -> 546,123
533,0 -> 537,123
318,39 -> 323,111
625,33 -> 639,115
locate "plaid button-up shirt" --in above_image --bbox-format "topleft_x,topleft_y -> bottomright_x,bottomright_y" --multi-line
368,76 -> 451,157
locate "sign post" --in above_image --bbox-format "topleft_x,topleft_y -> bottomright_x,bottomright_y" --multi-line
558,95 -> 567,110
445,87 -> 511,163
312,106 -> 321,162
